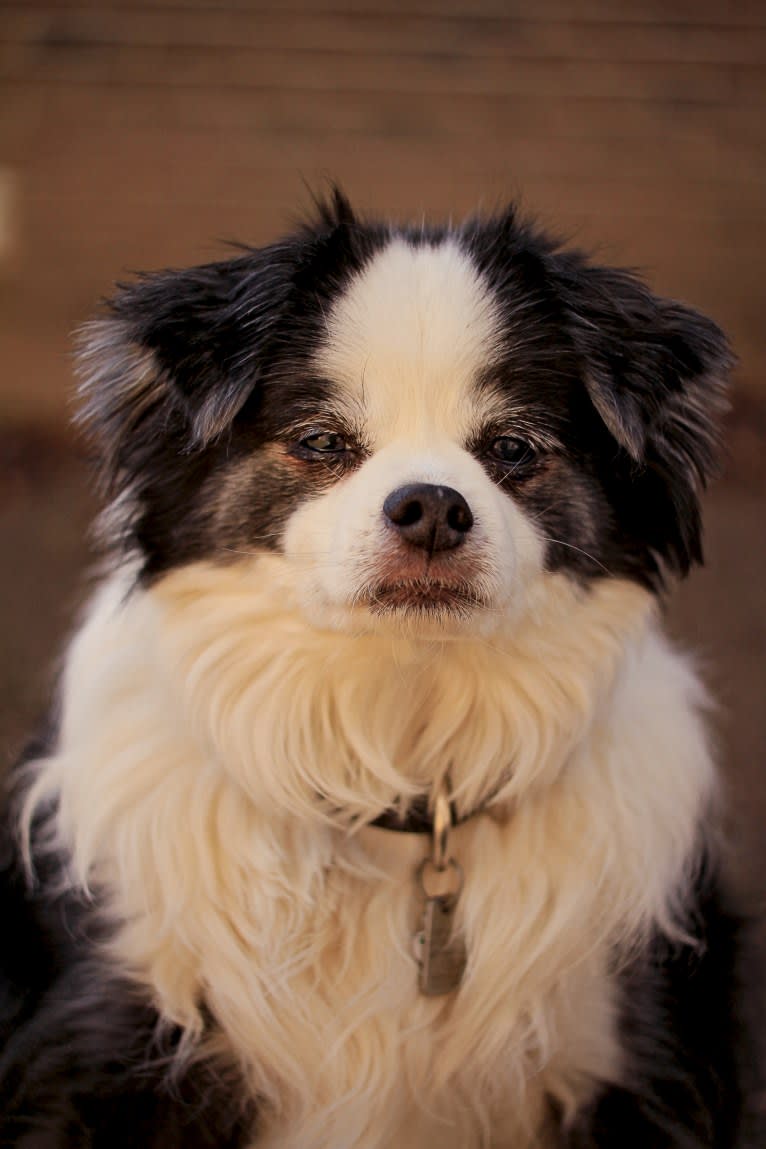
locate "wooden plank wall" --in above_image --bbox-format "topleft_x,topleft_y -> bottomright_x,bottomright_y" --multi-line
0,0 -> 764,420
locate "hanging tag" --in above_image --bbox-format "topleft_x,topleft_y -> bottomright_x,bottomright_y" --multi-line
415,892 -> 467,996
413,856 -> 466,996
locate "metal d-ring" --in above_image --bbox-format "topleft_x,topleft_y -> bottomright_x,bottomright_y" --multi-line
416,856 -> 464,902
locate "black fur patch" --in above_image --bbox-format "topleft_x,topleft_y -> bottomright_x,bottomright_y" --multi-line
459,207 -> 732,588
564,864 -> 746,1148
77,190 -> 387,580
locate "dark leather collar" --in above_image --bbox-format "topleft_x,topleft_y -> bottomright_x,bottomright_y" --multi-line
367,774 -> 510,834
371,794 -> 460,834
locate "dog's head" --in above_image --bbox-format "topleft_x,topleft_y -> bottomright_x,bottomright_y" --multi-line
78,191 -> 732,637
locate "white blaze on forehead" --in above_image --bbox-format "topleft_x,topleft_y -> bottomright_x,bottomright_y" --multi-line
315,238 -> 503,442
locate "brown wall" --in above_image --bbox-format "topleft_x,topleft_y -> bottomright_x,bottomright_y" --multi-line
1,0 -> 765,422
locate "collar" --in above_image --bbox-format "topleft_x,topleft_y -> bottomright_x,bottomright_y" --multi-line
370,792 -> 480,834
370,795 -> 445,834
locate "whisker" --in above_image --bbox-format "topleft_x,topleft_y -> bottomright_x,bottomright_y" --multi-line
534,535 -> 612,575
502,500 -> 613,575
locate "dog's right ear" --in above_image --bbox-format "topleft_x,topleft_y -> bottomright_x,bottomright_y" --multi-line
76,245 -> 297,491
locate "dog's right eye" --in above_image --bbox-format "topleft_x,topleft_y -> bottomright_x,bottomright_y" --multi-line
298,432 -> 349,454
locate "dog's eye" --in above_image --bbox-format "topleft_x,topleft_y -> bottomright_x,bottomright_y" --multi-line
299,432 -> 349,454
489,437 -> 537,468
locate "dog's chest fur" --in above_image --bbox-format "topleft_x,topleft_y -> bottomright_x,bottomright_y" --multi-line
26,561 -> 715,1148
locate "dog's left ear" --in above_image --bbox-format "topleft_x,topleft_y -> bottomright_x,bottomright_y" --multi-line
76,245 -> 296,490
77,191 -> 364,495
558,260 -> 733,570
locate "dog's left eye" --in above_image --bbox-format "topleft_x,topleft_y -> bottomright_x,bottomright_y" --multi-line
489,437 -> 537,468
299,432 -> 350,454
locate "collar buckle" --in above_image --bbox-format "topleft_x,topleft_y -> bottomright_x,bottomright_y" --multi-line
431,778 -> 452,871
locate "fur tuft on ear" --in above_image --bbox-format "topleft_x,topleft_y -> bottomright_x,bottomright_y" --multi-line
307,183 -> 357,233
75,246 -> 298,491
558,260 -> 733,575
75,317 -> 166,493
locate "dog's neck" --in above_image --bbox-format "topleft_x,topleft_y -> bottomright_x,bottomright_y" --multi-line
36,557 -> 660,856
44,561 -> 658,848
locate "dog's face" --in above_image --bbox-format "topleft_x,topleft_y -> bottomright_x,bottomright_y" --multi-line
78,192 -> 731,636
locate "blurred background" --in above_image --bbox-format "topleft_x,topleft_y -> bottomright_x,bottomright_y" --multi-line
0,0 -> 764,1122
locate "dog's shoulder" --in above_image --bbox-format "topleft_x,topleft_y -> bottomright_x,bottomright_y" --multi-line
0,726 -> 254,1149
568,857 -> 751,1149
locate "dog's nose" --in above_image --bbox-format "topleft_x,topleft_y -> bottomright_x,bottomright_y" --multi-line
382,483 -> 474,551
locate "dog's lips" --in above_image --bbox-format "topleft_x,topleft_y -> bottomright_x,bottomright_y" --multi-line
363,579 -> 485,614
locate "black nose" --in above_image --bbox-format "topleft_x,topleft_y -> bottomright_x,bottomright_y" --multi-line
382,483 -> 474,552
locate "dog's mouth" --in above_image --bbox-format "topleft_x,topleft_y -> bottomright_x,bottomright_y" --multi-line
361,579 -> 487,616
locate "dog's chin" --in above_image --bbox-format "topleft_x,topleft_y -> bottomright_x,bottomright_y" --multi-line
365,579 -> 485,616
345,578 -> 493,638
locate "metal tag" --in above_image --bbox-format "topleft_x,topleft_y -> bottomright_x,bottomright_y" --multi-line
414,894 -> 467,996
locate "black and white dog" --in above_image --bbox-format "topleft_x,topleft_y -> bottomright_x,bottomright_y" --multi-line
1,192 -> 748,1147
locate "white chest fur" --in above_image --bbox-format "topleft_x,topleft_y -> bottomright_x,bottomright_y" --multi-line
24,561 -> 716,1148
237,819 -> 623,1149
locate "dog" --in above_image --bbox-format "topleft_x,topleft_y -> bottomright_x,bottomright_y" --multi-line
0,190 -> 748,1147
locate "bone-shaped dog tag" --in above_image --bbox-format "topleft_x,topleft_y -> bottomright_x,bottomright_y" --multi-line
415,894 -> 467,996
